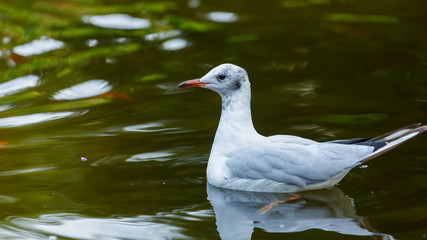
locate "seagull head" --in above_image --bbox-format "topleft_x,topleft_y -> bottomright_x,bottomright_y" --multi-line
177,63 -> 249,96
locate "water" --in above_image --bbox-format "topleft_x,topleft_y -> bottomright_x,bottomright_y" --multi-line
0,0 -> 426,239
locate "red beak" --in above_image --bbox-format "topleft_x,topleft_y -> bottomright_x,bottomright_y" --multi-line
177,79 -> 208,88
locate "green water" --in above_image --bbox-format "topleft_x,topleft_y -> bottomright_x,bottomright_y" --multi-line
0,0 -> 426,239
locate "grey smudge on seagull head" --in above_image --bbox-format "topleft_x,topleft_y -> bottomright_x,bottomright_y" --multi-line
200,63 -> 249,97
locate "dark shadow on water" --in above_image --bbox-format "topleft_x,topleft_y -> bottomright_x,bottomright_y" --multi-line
207,183 -> 394,240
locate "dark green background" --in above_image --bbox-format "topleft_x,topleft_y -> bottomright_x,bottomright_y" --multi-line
0,0 -> 426,239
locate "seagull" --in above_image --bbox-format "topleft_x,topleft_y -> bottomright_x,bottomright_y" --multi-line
177,63 -> 426,193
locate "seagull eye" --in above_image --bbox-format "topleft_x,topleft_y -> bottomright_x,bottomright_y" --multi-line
217,73 -> 226,81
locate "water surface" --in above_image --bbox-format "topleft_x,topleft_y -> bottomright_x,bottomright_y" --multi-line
0,0 -> 426,239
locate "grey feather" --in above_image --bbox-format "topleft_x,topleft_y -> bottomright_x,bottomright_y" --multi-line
226,140 -> 374,187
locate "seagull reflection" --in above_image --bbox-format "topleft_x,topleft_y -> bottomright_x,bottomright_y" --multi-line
207,184 -> 393,240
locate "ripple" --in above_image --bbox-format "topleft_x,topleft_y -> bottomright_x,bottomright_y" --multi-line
0,112 -> 79,128
90,154 -> 126,166
290,124 -> 337,138
145,30 -> 182,41
82,14 -> 151,29
184,209 -> 214,218
0,166 -> 56,177
283,80 -> 319,98
0,105 -> 13,112
160,207 -> 215,222
0,75 -> 40,97
205,11 -> 239,22
9,213 -> 189,240
0,195 -> 17,203
123,122 -> 180,133
126,151 -> 174,162
0,224 -> 47,239
13,37 -> 64,57
161,38 -> 190,51
51,79 -> 112,100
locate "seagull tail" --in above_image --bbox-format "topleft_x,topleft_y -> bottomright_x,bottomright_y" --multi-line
361,123 -> 427,163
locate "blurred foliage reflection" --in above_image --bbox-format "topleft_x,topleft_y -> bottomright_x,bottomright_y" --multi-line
0,0 -> 426,239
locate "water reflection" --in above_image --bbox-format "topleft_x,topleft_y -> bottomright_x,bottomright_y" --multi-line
207,184 -> 393,240
123,122 -> 184,133
126,151 -> 174,162
2,36 -> 11,44
0,0 -> 425,239
145,30 -> 182,41
85,39 -> 98,47
0,167 -> 56,177
161,38 -> 191,51
282,80 -> 319,98
290,124 -> 337,138
12,37 -> 64,57
51,79 -> 112,100
0,112 -> 80,128
205,11 -> 239,23
0,195 -> 17,204
188,0 -> 201,8
82,14 -> 151,29
8,213 -> 189,240
0,75 -> 39,97
0,105 -> 13,112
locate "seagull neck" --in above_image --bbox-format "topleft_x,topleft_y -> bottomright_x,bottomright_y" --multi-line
215,90 -> 259,142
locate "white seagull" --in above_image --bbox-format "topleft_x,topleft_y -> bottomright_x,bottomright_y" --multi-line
178,63 -> 426,193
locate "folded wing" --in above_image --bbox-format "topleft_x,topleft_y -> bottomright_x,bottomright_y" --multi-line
226,141 -> 374,187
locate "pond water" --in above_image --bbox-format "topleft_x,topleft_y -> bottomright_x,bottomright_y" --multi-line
0,0 -> 426,239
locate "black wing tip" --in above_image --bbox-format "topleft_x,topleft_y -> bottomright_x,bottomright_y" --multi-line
370,123 -> 425,142
360,123 -> 426,163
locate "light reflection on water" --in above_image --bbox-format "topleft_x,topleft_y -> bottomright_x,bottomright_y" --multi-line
8,213 -> 190,240
0,195 -> 17,204
161,38 -> 191,51
126,151 -> 175,162
0,167 -> 56,177
145,30 -> 182,41
0,75 -> 39,97
51,79 -> 112,100
12,37 -> 64,57
0,105 -> 13,112
82,14 -> 151,29
123,122 -> 187,133
0,112 -> 80,128
205,12 -> 239,23
0,0 -> 426,239
85,39 -> 99,48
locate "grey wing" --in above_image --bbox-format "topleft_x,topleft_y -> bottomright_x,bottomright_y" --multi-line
226,141 -> 374,187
